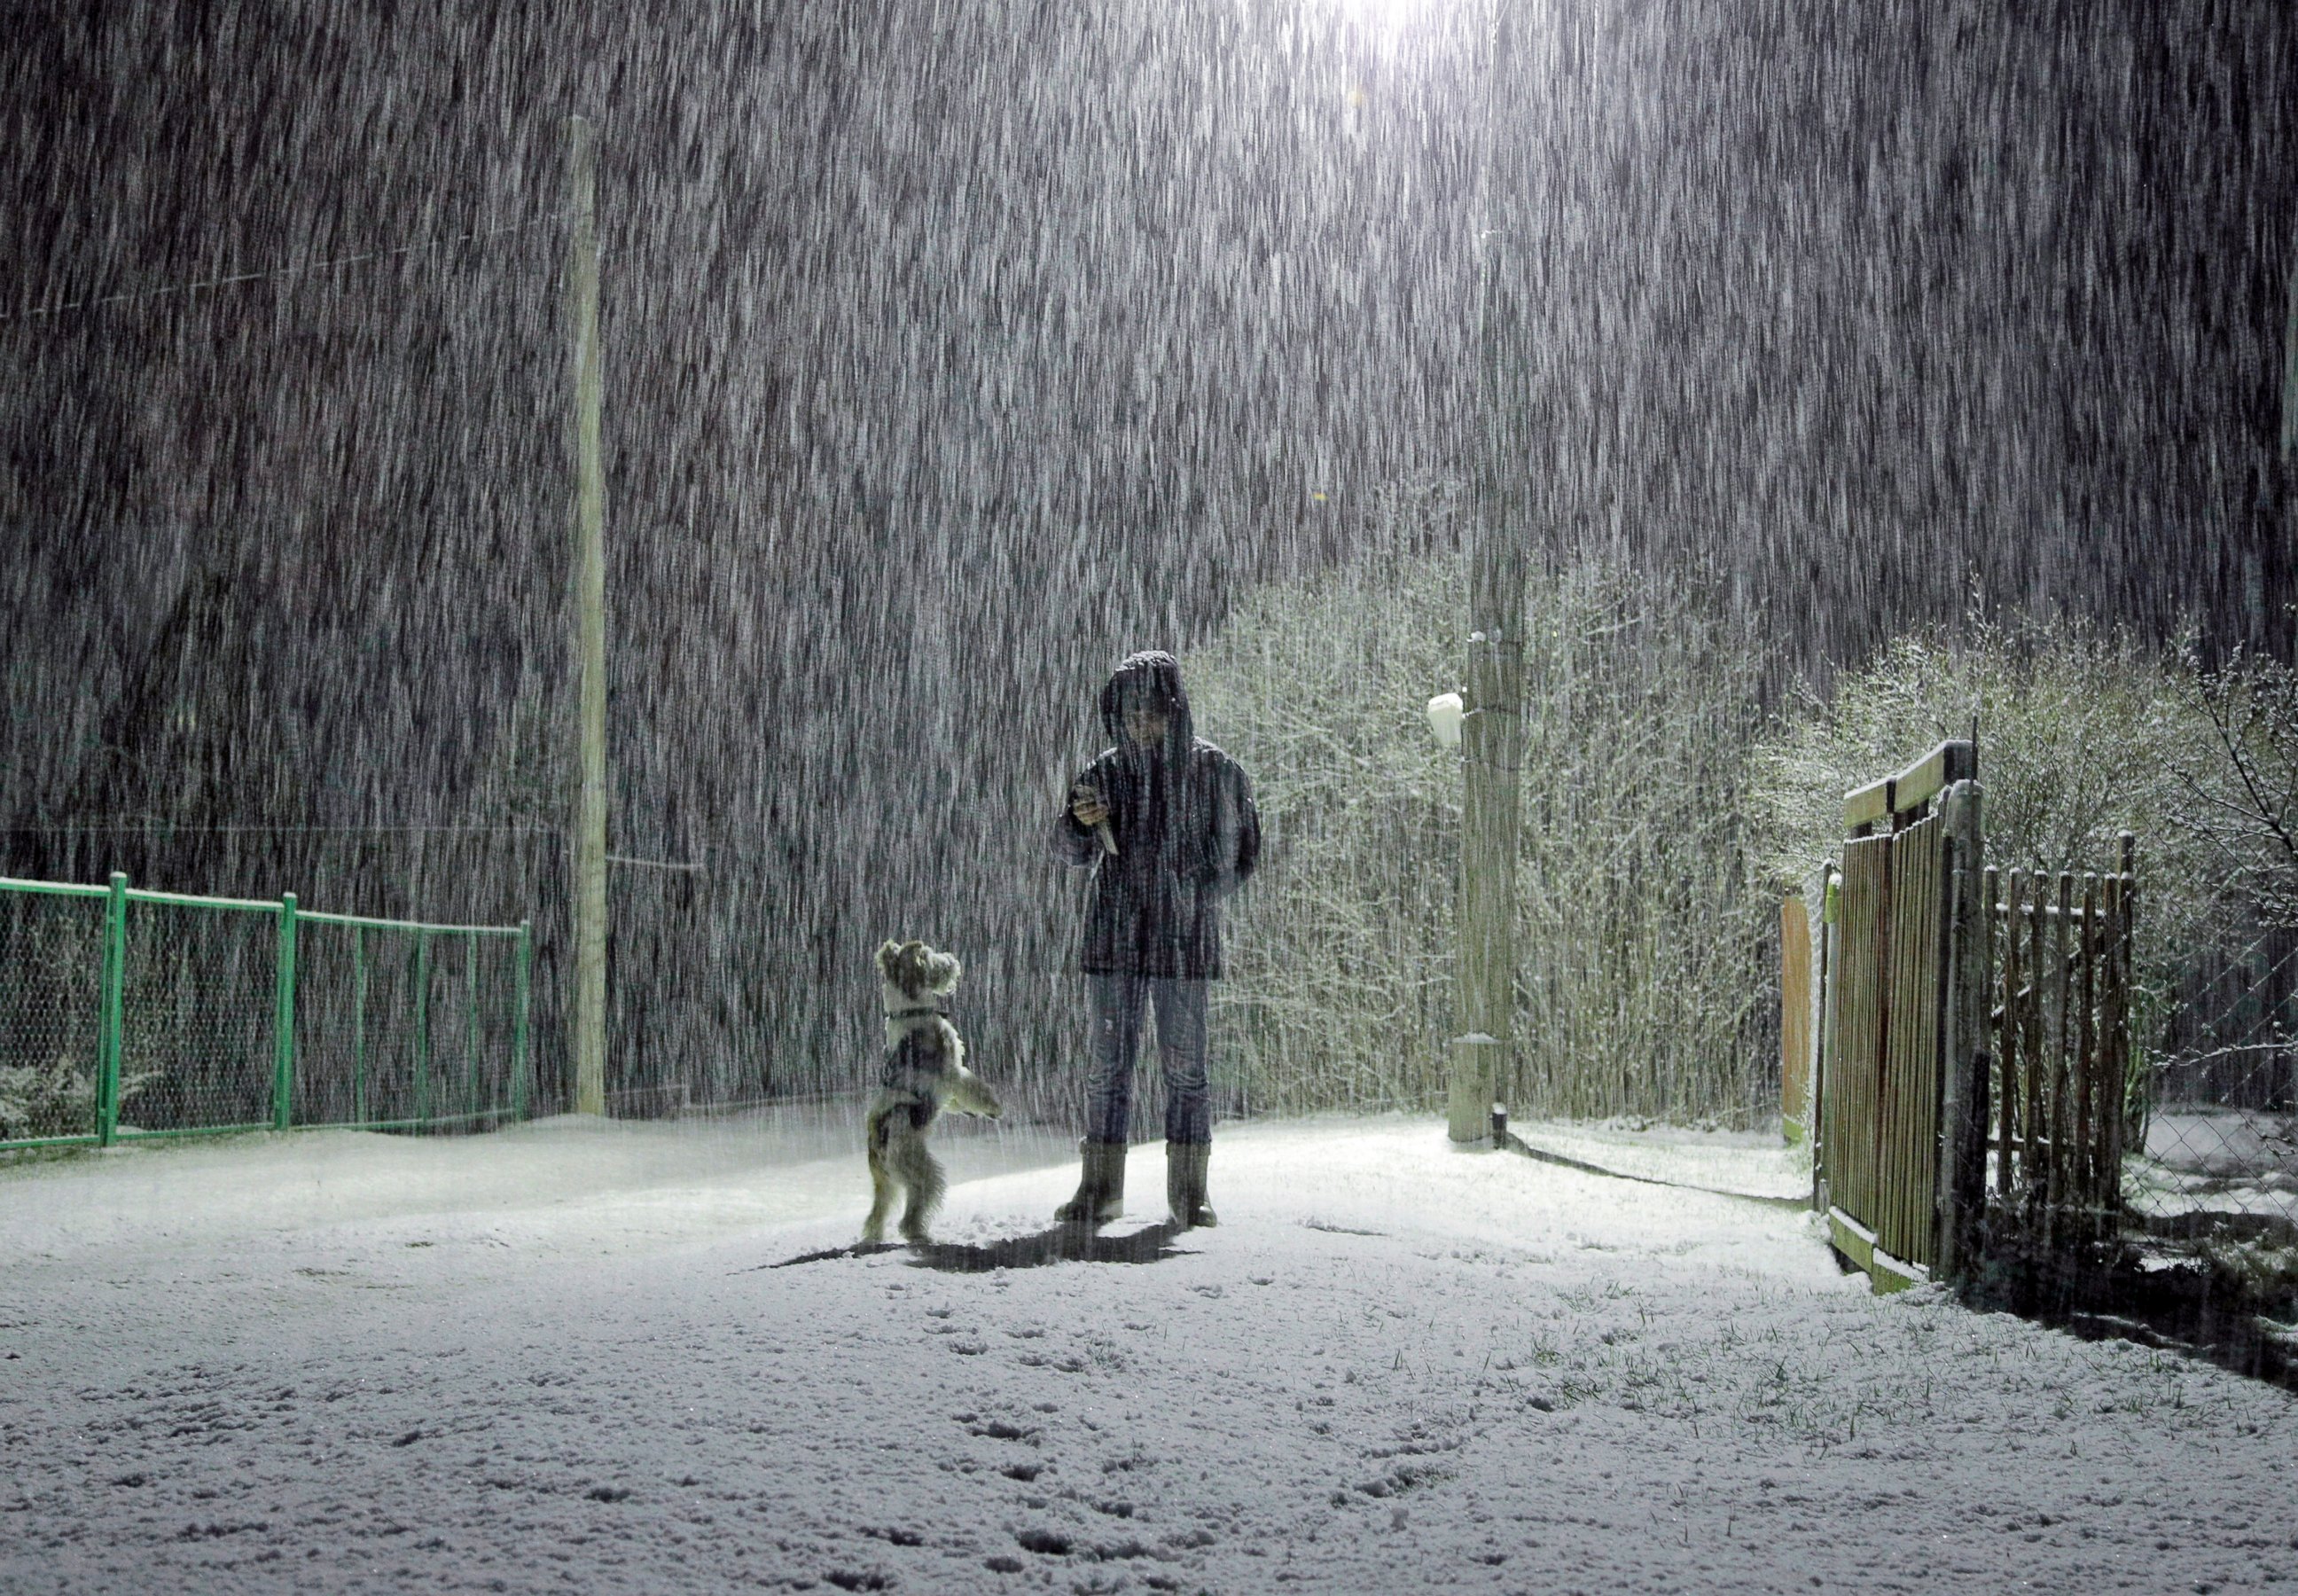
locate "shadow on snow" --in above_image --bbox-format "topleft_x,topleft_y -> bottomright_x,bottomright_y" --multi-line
754,1221 -> 1194,1275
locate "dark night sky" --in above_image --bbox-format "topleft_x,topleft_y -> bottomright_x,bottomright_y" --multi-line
3,0 -> 2292,1096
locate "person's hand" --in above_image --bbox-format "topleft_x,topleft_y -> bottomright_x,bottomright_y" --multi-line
1070,787 -> 1110,828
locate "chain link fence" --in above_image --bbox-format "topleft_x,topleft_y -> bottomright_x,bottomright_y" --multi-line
0,872 -> 530,1153
0,882 -> 110,1144
290,918 -> 530,1130
2124,898 -> 2298,1244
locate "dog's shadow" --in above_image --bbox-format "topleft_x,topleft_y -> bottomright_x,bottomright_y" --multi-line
761,1222 -> 1191,1275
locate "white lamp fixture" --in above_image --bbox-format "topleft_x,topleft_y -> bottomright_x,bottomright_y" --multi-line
1426,691 -> 1464,750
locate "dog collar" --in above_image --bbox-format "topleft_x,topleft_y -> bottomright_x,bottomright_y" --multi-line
884,1005 -> 942,1021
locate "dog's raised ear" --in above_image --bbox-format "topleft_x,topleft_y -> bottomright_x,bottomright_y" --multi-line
874,940 -> 905,981
926,950 -> 962,994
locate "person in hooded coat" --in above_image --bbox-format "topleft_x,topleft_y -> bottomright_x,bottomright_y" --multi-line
1051,650 -> 1260,1229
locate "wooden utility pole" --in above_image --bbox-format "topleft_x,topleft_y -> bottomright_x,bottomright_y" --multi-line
1450,3 -> 1526,1145
566,114 -> 608,1118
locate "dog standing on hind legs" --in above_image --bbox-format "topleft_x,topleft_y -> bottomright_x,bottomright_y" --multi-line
863,940 -> 1002,1245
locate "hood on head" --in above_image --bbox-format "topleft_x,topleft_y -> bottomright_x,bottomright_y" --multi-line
1098,650 -> 1194,753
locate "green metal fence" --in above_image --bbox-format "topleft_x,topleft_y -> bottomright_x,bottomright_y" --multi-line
0,872 -> 531,1153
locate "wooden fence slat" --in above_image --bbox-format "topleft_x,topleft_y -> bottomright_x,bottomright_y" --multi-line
2104,869 -> 2133,1214
2075,872 -> 2099,1213
1847,850 -> 1865,1223
1881,827 -> 1910,1258
1989,865 -> 2008,1199
1875,814 -> 1944,1268
2047,872 -> 2075,1233
1880,838 -> 1898,1254
1836,834 -> 1891,1235
1881,832 -> 1901,1258
1907,822 -> 1927,1262
2003,868 -> 2024,1196
1845,839 -> 1875,1226
2102,872 -> 2118,1213
1918,818 -> 1944,1265
2031,882 -> 2050,1223
1916,824 -> 1932,1262
1873,831 -> 1895,1240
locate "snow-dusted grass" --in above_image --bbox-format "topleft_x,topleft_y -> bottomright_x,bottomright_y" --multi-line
2129,1109 -> 2298,1224
4,1112 -> 2294,1593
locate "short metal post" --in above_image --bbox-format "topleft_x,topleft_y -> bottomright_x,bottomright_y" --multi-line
465,934 -> 480,1116
512,919 -> 532,1121
271,892 -> 298,1130
98,872 -> 129,1146
352,926 -> 368,1124
413,931 -> 432,1124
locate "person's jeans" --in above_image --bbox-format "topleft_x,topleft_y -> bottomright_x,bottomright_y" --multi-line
1083,975 -> 1211,1146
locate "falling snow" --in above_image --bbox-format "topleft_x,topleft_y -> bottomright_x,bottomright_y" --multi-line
4,4 -> 2292,1109
3,4 -> 2295,1590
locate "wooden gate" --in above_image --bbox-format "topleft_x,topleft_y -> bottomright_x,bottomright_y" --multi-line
1984,842 -> 2136,1238
1817,740 -> 1984,1291
1809,742 -> 2141,1291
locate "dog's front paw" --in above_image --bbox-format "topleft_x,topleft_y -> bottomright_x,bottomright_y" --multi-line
860,1223 -> 886,1246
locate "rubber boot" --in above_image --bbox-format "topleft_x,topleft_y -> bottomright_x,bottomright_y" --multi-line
1166,1141 -> 1217,1229
1054,1139 -> 1127,1226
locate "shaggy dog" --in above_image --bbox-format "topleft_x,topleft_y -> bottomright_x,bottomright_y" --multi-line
864,939 -> 1002,1244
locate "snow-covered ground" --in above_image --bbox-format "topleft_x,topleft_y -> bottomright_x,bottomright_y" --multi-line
4,1110 -> 2294,1594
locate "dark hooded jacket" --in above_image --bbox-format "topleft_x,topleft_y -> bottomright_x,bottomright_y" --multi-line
1052,652 -> 1261,979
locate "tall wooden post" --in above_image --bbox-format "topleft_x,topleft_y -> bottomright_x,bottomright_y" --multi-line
1450,3 -> 1526,1144
566,114 -> 608,1118
1935,778 -> 1988,1282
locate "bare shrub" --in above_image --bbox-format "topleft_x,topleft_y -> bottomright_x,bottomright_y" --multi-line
2158,648 -> 2298,1119
2172,645 -> 2298,929
1189,525 -> 1770,1126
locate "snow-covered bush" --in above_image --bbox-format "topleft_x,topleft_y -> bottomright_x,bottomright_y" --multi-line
1741,613 -> 2298,1147
1189,521 -> 1770,1126
2196,1230 -> 2298,1318
0,1052 -> 159,1142
1747,615 -> 2228,1041
0,1053 -> 99,1141
1747,615 -> 2213,902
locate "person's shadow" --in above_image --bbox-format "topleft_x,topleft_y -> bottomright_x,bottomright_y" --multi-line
760,1221 -> 1191,1275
